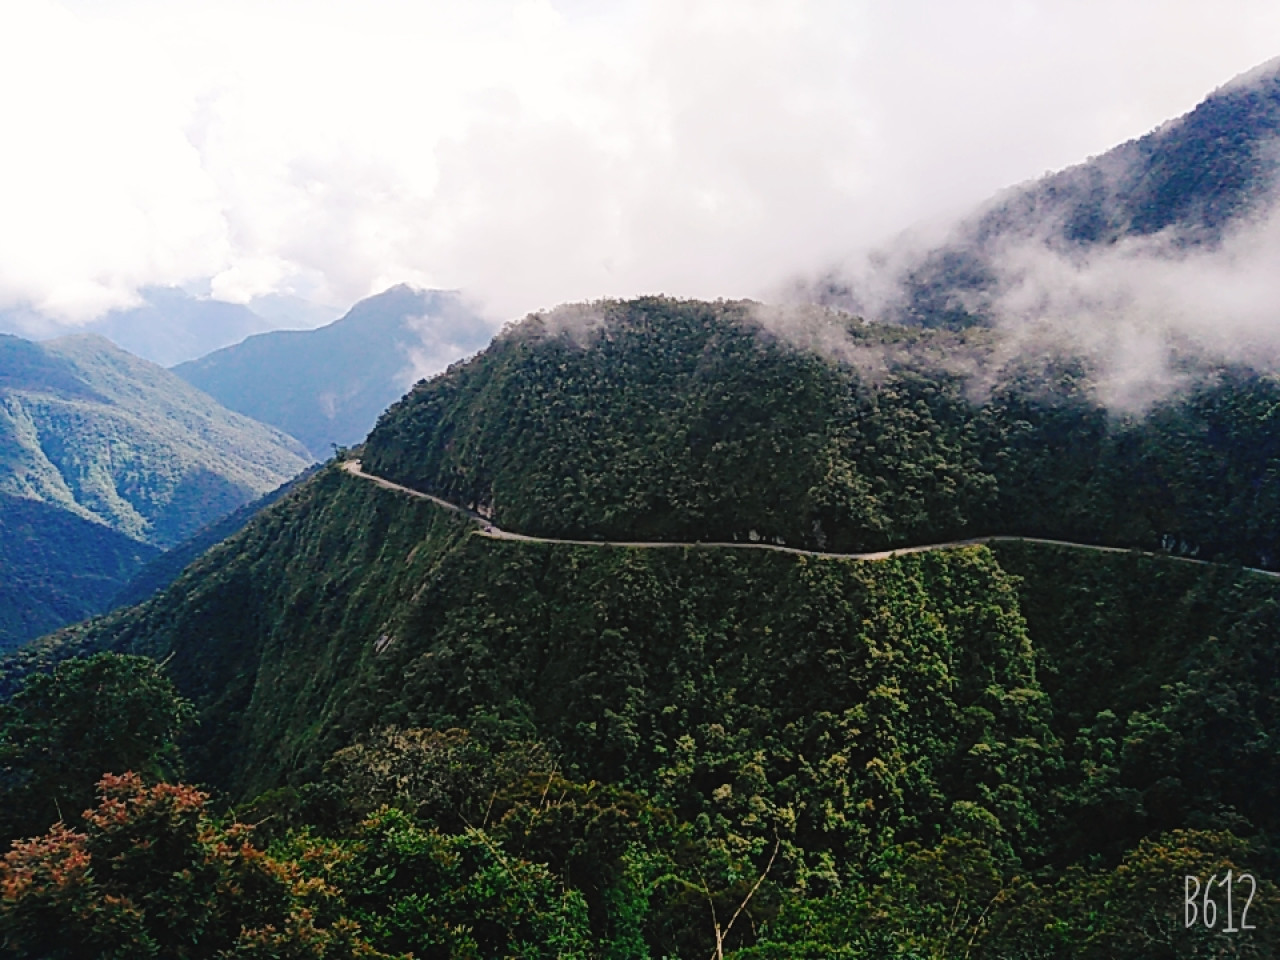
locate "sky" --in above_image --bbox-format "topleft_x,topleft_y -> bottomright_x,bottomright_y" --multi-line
2,0 -> 1280,328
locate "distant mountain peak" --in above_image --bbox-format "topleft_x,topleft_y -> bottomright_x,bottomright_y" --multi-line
173,285 -> 495,458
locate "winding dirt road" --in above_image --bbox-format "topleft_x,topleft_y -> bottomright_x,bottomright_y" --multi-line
342,459 -> 1280,577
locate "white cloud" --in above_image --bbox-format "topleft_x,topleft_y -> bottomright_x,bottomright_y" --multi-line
3,0 -> 1280,326
979,204 -> 1280,411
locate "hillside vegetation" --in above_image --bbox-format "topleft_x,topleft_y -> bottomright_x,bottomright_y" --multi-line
1,333 -> 310,546
366,297 -> 1280,570
7,467 -> 1274,956
0,332 -> 311,648
110,465 -> 320,610
0,494 -> 159,648
4,297 -> 1278,955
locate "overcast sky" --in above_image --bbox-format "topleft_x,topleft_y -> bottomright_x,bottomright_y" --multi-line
2,0 -> 1279,326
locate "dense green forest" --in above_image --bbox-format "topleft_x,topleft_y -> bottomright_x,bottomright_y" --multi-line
366,297 -> 1280,570
4,461 -> 1276,957
4,296 -> 1279,956
0,494 -> 159,650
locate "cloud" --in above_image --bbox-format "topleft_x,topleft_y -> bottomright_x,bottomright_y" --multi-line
4,0 -> 1280,328
980,203 -> 1280,411
398,293 -> 497,384
0,1 -> 227,321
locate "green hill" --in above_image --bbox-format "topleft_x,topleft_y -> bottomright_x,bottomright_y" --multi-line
15,461 -> 1275,956
0,332 -> 312,647
365,296 -> 1280,569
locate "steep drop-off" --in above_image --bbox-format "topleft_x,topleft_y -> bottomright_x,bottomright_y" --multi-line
9,296 -> 1280,955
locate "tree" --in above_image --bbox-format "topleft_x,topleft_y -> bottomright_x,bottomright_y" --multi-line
0,653 -> 194,842
0,772 -> 390,959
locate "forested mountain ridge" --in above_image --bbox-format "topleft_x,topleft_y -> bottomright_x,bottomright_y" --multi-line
4,294 -> 1278,955
173,285 -> 493,458
365,296 -> 1280,570
1,332 -> 310,546
0,332 -> 311,648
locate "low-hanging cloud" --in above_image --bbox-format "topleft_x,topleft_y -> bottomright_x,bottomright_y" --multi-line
979,192 -> 1280,411
776,182 -> 1280,415
397,292 -> 498,385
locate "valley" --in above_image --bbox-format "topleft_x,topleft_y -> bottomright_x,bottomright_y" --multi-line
4,294 -> 1278,957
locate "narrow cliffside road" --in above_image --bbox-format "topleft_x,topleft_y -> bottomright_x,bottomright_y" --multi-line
341,459 -> 1280,577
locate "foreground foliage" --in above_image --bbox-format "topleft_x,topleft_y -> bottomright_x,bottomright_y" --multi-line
0,653 -> 193,844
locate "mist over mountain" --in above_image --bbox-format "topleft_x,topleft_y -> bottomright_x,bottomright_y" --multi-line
0,332 -> 311,648
9,49 -> 1280,959
173,285 -> 494,459
798,57 -> 1280,411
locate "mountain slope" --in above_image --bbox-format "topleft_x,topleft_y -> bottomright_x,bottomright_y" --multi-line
111,465 -> 321,611
86,287 -> 281,366
173,285 -> 493,458
14,461 -> 1277,954
364,297 -> 1280,569
0,494 -> 159,649
0,332 -> 312,648
810,57 -> 1280,328
1,333 -> 311,547
8,297 -> 1279,952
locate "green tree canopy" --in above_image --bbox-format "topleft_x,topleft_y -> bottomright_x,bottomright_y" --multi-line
0,653 -> 194,842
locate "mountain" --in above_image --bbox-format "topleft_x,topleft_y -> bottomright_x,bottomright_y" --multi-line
85,287 -> 282,366
110,464 -> 321,611
10,297 -> 1277,956
0,287 -> 335,366
1,332 -> 312,546
808,57 -> 1280,328
172,285 -> 494,458
0,332 -> 311,648
0,287 -> 340,366
0,494 -> 159,648
366,297 -> 1280,569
